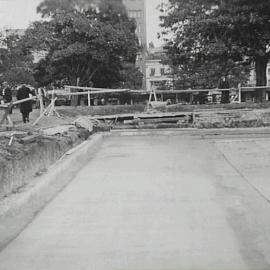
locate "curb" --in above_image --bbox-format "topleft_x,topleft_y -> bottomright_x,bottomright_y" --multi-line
111,127 -> 270,137
0,133 -> 106,251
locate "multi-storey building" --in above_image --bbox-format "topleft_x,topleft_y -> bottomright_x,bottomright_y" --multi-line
123,0 -> 147,46
123,0 -> 147,89
145,45 -> 173,91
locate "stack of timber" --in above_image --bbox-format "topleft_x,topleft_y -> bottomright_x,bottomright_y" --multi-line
89,108 -> 270,129
90,112 -> 193,129
193,109 -> 264,128
193,110 -> 242,124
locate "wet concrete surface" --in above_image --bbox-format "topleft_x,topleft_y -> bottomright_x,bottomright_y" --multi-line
1,129 -> 270,269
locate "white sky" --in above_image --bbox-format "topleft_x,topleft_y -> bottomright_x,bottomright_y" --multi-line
0,0 -> 165,46
146,0 -> 165,46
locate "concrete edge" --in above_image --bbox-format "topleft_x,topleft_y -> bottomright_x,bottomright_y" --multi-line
110,127 -> 270,137
0,132 -> 107,251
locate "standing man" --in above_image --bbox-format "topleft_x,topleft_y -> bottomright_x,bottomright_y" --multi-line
1,82 -> 13,114
1,82 -> 12,103
218,76 -> 230,104
16,84 -> 36,123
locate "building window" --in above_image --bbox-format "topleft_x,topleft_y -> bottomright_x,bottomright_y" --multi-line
128,10 -> 142,18
136,11 -> 142,18
150,68 -> 156,76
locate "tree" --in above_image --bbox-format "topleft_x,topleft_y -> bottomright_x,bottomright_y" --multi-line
36,0 -> 96,17
22,0 -> 139,88
160,0 -> 270,100
0,32 -> 35,86
120,63 -> 143,90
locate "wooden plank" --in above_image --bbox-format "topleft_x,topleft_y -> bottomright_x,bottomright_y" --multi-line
32,102 -> 53,126
12,96 -> 37,106
141,116 -> 188,124
124,116 -> 188,124
0,131 -> 27,137
91,112 -> 192,121
64,85 -> 130,92
56,89 -> 129,96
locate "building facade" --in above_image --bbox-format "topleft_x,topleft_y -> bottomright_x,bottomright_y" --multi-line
123,0 -> 147,89
123,0 -> 147,47
145,45 -> 173,91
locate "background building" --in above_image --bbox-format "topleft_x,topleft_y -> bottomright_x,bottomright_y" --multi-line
123,0 -> 147,89
145,44 -> 173,91
123,0 -> 147,46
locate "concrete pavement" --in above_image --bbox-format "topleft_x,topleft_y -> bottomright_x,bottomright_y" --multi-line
1,130 -> 270,269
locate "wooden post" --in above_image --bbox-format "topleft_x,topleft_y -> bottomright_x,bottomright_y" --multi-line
49,89 -> 56,116
190,93 -> 193,104
148,90 -> 152,104
39,94 -> 44,116
238,83 -> 242,104
153,89 -> 158,102
192,112 -> 196,125
87,91 -> 91,107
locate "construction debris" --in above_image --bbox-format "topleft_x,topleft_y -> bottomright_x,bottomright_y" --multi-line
74,117 -> 94,133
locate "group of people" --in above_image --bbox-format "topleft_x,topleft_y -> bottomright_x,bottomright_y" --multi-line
0,82 -> 36,123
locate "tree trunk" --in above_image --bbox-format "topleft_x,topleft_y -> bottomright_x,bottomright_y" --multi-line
70,77 -> 80,106
255,56 -> 268,102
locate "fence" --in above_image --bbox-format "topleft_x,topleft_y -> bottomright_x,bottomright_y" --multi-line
2,84 -> 270,128
47,84 -> 270,106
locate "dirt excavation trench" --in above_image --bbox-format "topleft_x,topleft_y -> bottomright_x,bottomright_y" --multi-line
0,126 -> 90,199
1,104 -> 270,269
1,104 -> 270,201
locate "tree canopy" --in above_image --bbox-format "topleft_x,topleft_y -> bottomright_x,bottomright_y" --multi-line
22,0 -> 141,88
0,32 -> 35,86
160,0 -> 270,96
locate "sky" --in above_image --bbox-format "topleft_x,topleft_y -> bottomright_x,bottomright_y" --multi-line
0,0 -> 165,46
146,0 -> 165,46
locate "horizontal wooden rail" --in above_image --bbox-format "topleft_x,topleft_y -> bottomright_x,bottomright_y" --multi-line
63,85 -> 270,95
242,86 -> 270,89
64,85 -> 130,92
0,96 -> 37,109
54,89 -> 130,96
131,89 -> 234,94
